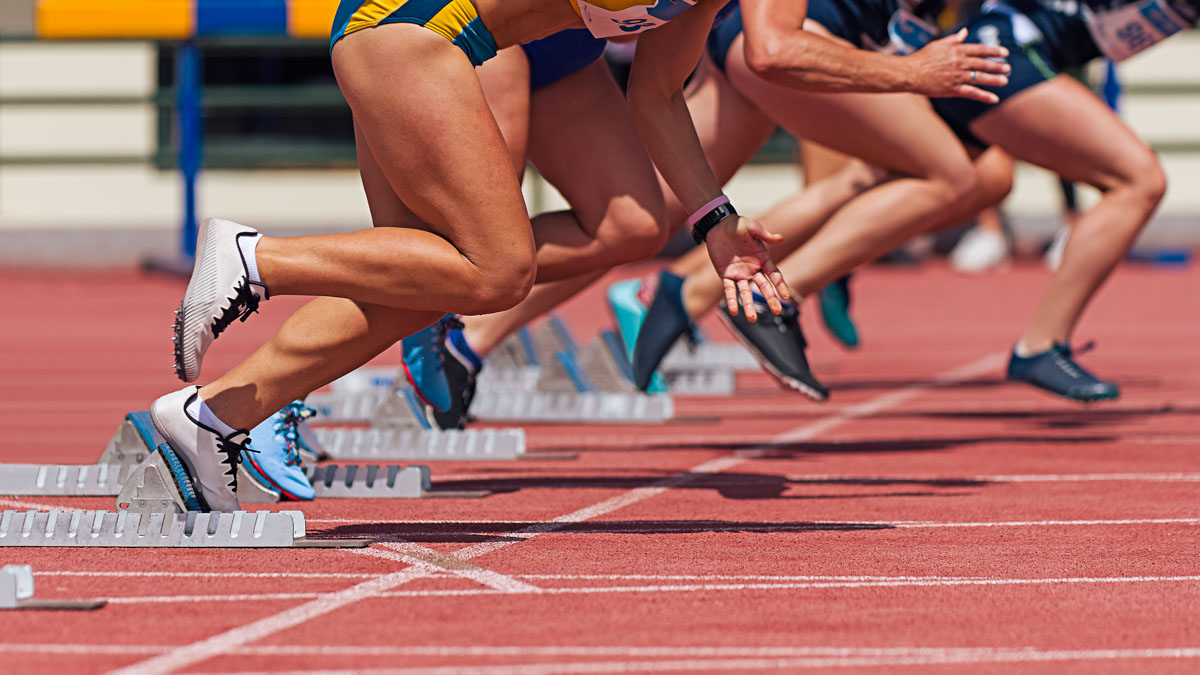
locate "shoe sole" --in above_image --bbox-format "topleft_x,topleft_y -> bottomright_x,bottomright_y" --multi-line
718,311 -> 829,403
149,405 -> 211,512
173,219 -> 221,382
1008,376 -> 1120,403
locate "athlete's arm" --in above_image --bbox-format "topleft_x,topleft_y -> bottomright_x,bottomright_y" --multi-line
740,0 -> 1010,103
628,0 -> 788,319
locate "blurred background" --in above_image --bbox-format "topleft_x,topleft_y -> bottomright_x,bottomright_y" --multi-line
0,0 -> 1196,266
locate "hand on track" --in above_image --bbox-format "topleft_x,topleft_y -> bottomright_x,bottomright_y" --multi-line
908,29 -> 1011,104
706,216 -> 789,323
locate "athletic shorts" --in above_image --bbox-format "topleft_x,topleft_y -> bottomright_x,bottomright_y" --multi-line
521,29 -> 607,90
932,3 -> 1089,148
330,0 -> 499,66
706,4 -> 743,72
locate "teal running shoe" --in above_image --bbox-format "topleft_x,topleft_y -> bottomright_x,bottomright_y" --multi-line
817,275 -> 860,349
243,401 -> 316,501
606,278 -> 667,393
1007,342 -> 1119,402
402,314 -> 459,412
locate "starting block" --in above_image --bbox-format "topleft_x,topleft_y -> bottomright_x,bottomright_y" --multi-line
661,339 -> 760,372
306,386 -> 532,459
0,508 -> 365,548
0,411 -> 462,501
1,565 -> 105,610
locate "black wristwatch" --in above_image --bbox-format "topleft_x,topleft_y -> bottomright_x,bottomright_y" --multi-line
691,203 -> 738,245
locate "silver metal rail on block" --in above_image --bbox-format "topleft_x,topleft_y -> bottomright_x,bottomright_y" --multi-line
0,565 -> 105,610
0,509 -> 366,548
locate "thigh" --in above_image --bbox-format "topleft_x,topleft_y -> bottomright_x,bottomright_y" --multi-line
476,45 -> 531,178
970,75 -> 1155,190
725,33 -> 972,179
333,24 -> 532,259
526,60 -> 664,230
686,52 -> 777,185
354,120 -> 425,230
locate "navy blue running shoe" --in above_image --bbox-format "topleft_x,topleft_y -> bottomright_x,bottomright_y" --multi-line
817,275 -> 860,349
402,314 -> 460,412
718,296 -> 828,401
1007,342 -> 1119,402
630,270 -> 694,392
431,322 -> 484,430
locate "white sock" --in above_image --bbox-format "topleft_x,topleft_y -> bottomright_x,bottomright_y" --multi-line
237,233 -> 263,285
1013,342 -> 1042,358
185,392 -> 237,436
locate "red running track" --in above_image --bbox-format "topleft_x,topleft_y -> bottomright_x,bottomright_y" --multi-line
0,261 -> 1197,674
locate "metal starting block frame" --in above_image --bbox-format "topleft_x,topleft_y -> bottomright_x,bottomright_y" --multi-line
306,386 -> 532,458
662,340 -> 760,372
1,565 -> 105,610
0,411 -> 462,501
0,508 -> 366,548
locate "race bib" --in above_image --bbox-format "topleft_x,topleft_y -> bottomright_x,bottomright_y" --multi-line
1084,0 -> 1191,61
574,0 -> 697,38
886,9 -> 939,54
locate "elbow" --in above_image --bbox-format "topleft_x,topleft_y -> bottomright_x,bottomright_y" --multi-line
744,37 -> 787,81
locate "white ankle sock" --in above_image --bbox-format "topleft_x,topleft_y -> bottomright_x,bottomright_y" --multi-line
237,233 -> 263,285
185,393 -> 237,436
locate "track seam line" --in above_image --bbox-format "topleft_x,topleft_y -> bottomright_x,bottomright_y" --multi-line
107,353 -> 1002,675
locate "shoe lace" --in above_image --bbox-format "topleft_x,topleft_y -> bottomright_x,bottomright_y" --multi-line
211,278 -> 262,339
273,401 -> 316,468
216,432 -> 257,492
1051,341 -> 1098,381
435,315 -> 464,359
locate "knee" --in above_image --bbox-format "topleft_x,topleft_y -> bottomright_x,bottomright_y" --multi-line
977,164 -> 1014,209
1126,152 -> 1167,211
462,253 -> 536,315
932,164 -> 980,208
594,194 -> 668,263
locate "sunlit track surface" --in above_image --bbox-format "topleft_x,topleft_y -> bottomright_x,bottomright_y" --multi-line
0,262 -> 1197,675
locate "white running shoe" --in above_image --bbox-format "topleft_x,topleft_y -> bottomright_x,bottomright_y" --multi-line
150,386 -> 249,513
173,218 -> 267,382
1045,225 -> 1071,272
950,227 -> 1009,273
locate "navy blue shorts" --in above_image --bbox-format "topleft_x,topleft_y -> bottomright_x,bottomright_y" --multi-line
520,29 -> 607,90
932,7 -> 1078,148
706,4 -> 743,71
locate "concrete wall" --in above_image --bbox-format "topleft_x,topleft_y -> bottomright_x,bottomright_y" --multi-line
1,35 -> 1198,264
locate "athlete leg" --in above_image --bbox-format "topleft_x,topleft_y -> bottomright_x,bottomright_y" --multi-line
970,76 -> 1166,350
196,27 -> 535,429
476,45 -> 532,177
725,30 -> 979,296
247,25 -> 535,313
522,60 -> 666,280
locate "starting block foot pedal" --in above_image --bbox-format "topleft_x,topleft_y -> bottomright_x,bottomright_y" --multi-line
1,565 -> 105,610
305,464 -> 487,499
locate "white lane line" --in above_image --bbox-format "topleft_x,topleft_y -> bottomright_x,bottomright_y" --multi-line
5,644 -> 1200,661
108,353 -> 1003,675
351,543 -> 540,594
39,571 -> 379,580
99,575 -> 1200,604
32,570 -> 1200,585
187,647 -> 1200,674
307,517 -> 1200,535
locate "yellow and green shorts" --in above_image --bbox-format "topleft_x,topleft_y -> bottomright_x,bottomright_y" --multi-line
330,0 -> 498,66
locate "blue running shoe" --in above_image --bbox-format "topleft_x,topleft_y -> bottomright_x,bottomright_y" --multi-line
402,314 -> 459,412
243,401 -> 316,501
606,278 -> 667,393
817,275 -> 860,349
431,322 -> 484,430
1007,342 -> 1119,402
631,271 -> 694,392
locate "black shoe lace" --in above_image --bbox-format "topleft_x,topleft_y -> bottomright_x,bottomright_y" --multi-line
217,431 -> 257,492
212,279 -> 262,339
